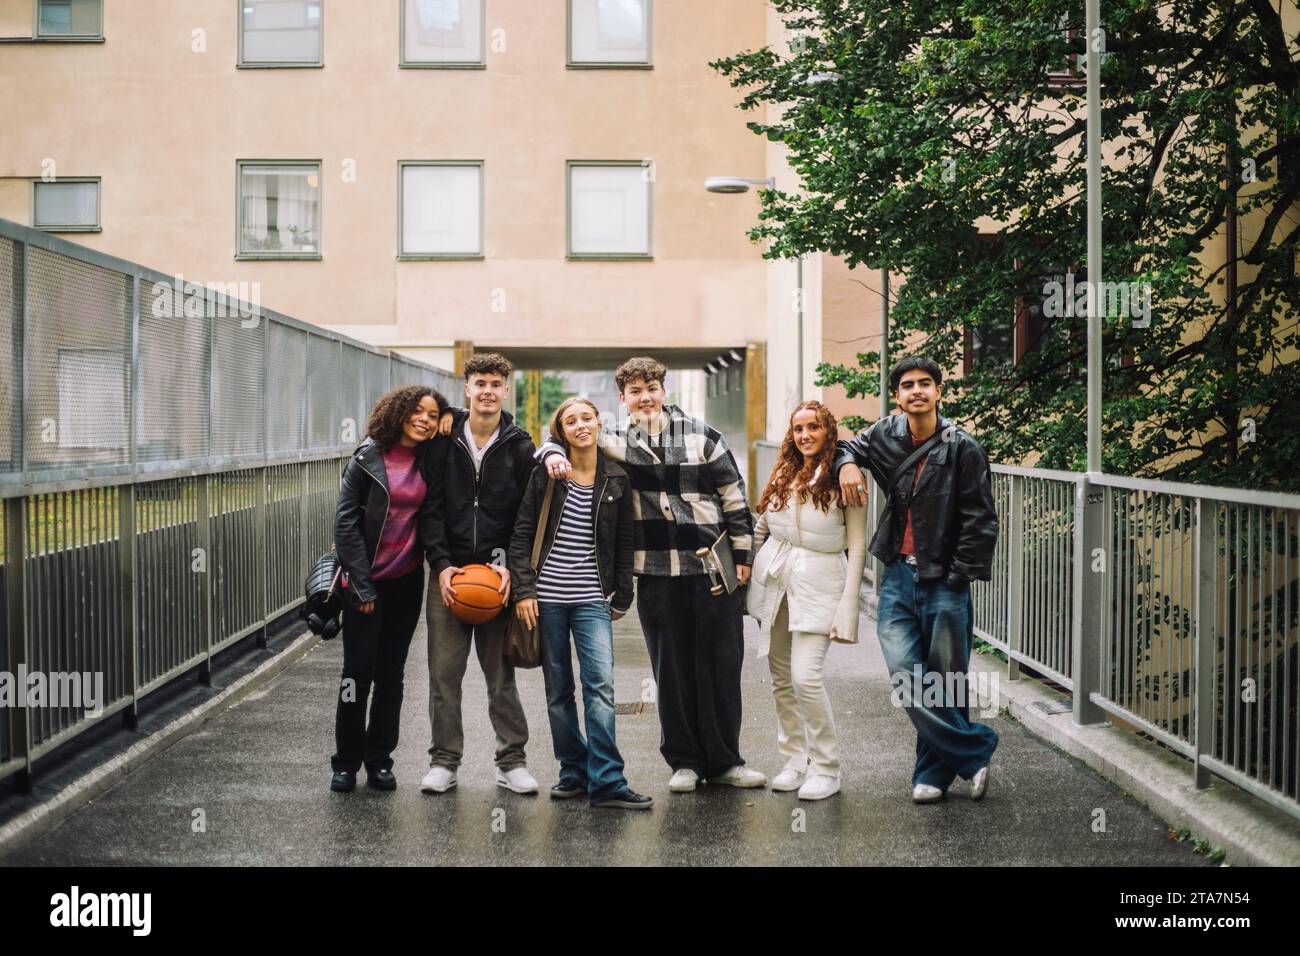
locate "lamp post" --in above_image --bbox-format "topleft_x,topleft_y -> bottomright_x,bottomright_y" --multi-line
704,176 -> 804,400
1085,0 -> 1102,472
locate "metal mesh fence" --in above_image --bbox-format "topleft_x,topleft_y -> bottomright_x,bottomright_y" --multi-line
267,323 -> 307,456
23,246 -> 132,474
0,219 -> 454,785
340,344 -> 366,445
365,350 -> 391,417
211,313 -> 265,461
137,280 -> 209,465
0,238 -> 18,474
306,334 -> 339,450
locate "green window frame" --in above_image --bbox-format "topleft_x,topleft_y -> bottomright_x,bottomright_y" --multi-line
235,160 -> 324,260
399,0 -> 486,69
566,160 -> 653,260
566,0 -> 652,69
237,0 -> 324,68
31,177 -> 102,232
397,160 -> 485,260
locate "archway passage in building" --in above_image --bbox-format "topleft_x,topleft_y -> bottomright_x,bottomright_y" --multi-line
464,343 -> 766,496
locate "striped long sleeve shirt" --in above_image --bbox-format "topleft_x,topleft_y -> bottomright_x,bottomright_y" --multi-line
536,405 -> 754,578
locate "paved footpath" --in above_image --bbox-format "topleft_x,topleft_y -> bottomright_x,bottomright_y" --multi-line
1,594 -> 1212,867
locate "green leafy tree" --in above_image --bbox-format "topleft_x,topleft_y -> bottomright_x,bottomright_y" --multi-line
712,0 -> 1299,490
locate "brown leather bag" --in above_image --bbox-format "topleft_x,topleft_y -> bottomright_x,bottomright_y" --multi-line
504,476 -> 556,669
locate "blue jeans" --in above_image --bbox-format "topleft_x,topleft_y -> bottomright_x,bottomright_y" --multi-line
876,559 -> 999,790
538,601 -> 629,800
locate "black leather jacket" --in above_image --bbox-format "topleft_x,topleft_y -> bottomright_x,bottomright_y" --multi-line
833,412 -> 998,585
425,408 -> 537,575
334,437 -> 441,604
508,457 -> 635,613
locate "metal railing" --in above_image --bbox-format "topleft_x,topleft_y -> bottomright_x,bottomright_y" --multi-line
964,466 -> 1299,820
758,427 -> 1298,819
0,218 -> 459,789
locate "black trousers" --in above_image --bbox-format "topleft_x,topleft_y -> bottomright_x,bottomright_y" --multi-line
331,566 -> 424,774
636,574 -> 746,777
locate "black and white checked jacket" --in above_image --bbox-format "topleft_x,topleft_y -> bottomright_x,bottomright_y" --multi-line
537,405 -> 754,577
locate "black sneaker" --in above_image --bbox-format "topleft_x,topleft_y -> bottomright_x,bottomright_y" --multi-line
367,768 -> 397,791
591,789 -> 654,810
550,780 -> 586,800
331,770 -> 357,792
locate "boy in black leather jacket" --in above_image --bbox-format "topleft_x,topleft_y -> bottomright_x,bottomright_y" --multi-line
835,355 -> 1000,804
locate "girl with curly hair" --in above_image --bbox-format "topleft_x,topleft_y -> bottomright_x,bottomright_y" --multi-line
330,383 -> 448,793
747,400 -> 867,801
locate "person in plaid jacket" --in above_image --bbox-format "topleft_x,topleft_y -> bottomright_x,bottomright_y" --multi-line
539,357 -> 766,792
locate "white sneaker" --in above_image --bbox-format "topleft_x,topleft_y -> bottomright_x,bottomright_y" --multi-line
912,783 -> 944,803
771,765 -> 809,792
797,774 -> 841,801
420,766 -> 457,793
496,766 -> 540,794
668,769 -> 699,792
708,765 -> 768,788
970,765 -> 990,801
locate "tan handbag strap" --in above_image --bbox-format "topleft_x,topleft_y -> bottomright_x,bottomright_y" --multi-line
529,477 -> 557,570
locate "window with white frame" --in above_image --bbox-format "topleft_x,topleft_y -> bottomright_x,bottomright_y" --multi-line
36,0 -> 102,37
33,179 -> 100,231
238,162 -> 321,257
399,162 -> 483,258
240,0 -> 323,66
568,162 -> 651,258
569,0 -> 650,66
402,0 -> 483,66
58,349 -> 126,450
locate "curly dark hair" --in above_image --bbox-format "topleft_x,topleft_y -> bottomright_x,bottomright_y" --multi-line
757,401 -> 841,515
366,385 -> 448,451
464,352 -> 513,380
615,356 -> 668,393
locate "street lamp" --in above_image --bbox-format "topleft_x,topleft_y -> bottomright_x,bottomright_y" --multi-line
1085,0 -> 1102,473
704,174 -> 803,400
704,176 -> 776,194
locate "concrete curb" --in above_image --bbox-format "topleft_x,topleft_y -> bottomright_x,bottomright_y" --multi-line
0,629 -> 319,862
966,650 -> 1300,867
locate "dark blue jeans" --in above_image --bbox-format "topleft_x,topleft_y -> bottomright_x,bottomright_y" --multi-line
538,601 -> 629,800
876,559 -> 998,790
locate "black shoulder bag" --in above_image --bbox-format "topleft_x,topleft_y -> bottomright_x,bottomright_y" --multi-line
887,427 -> 946,503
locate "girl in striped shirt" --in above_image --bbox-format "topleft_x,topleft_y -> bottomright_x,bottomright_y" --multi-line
509,398 -> 651,810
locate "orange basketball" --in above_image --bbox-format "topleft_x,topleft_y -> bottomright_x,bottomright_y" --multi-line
449,564 -> 507,625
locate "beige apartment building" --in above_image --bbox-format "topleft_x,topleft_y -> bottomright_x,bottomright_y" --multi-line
0,0 -> 889,496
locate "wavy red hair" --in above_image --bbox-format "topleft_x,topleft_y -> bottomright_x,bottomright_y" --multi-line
757,400 -> 840,514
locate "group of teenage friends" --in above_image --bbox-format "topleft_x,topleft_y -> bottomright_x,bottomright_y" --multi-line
330,352 -> 1001,810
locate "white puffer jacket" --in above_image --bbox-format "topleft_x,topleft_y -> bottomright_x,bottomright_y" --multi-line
747,486 -> 867,655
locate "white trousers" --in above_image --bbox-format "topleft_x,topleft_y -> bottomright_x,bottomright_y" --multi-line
768,597 -> 839,776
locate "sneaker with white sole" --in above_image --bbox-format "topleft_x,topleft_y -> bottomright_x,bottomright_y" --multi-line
771,765 -> 809,792
708,765 -> 768,788
797,774 -> 841,801
970,765 -> 990,801
420,766 -> 457,793
668,769 -> 699,792
911,783 -> 944,803
496,766 -> 540,794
